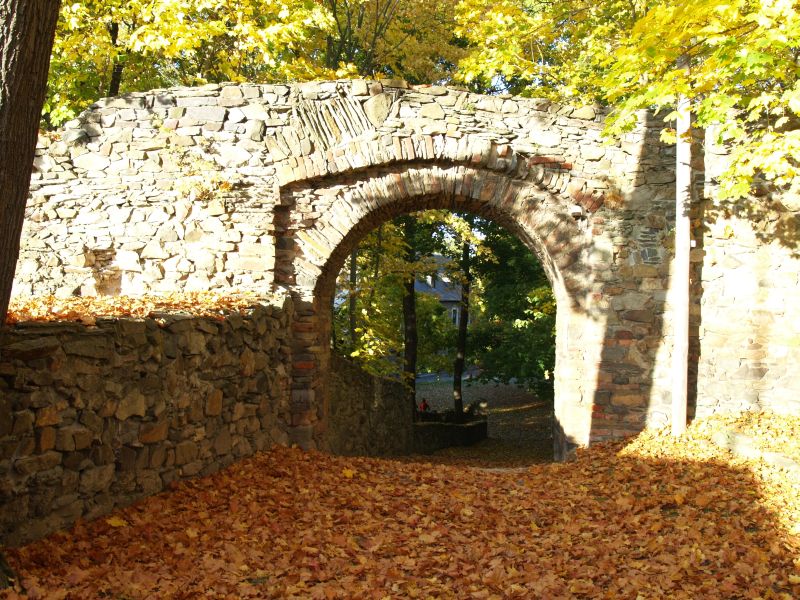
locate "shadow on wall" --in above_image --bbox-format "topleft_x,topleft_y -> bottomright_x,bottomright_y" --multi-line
585,111 -> 678,458
85,246 -> 122,296
688,158 -> 706,421
701,122 -> 800,258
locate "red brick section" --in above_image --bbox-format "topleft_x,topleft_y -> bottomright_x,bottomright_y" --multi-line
292,361 -> 316,371
566,177 -> 605,214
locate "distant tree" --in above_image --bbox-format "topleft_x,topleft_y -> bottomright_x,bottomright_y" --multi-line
469,222 -> 556,401
449,215 -> 475,417
399,216 -> 419,396
333,214 -> 452,380
45,0 -> 466,127
323,0 -> 464,83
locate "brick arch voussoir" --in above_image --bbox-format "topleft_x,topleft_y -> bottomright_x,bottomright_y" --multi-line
273,133 -> 606,215
282,163 -> 591,315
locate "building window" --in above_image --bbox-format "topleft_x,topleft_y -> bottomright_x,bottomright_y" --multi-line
451,308 -> 458,324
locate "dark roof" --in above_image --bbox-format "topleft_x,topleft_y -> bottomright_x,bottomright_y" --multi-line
415,274 -> 461,302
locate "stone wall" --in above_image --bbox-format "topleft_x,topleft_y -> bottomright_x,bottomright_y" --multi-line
692,206 -> 800,417
0,300 -> 293,546
326,355 -> 489,456
327,354 -> 413,456
10,78 -> 800,464
413,421 -> 489,456
14,79 -> 651,301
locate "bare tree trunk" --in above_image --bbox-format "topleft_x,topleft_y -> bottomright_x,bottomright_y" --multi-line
331,297 -> 337,351
671,58 -> 692,437
106,22 -> 124,97
0,0 -> 60,328
452,239 -> 471,418
348,249 -> 358,350
402,217 -> 417,400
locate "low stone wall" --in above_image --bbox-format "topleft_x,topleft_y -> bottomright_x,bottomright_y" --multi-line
326,354 -> 491,456
413,420 -> 488,455
327,354 -> 413,456
0,301 -> 293,546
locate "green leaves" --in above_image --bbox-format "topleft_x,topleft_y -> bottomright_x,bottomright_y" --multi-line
333,214 -> 462,379
468,221 -> 555,399
455,0 -> 800,200
45,0 -> 335,125
46,0 -> 464,126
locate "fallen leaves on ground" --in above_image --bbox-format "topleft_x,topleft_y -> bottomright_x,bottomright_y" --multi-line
405,437 -> 554,469
715,411 -> 800,465
3,413 -> 799,599
5,293 -> 271,325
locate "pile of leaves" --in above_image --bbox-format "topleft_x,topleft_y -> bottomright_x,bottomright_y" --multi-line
3,413 -> 799,599
5,293 -> 272,326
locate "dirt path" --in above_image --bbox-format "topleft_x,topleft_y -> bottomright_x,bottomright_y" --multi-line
414,380 -> 554,467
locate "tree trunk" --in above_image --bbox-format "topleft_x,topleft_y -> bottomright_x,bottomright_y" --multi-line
365,224 -> 383,309
106,22 -> 124,97
0,0 -> 61,328
402,217 -> 417,399
108,62 -> 124,98
331,297 -> 337,351
671,59 -> 692,437
452,238 -> 471,418
348,249 -> 358,350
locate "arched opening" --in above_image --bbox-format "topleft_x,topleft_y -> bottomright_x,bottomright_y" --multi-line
329,209 -> 558,463
275,160 -> 610,459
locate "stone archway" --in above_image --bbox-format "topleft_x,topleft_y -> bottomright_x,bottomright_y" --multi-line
15,79 -> 680,460
274,143 -> 654,459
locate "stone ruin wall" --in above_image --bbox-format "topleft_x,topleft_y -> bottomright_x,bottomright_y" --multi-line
0,297 -> 421,546
7,79 -> 800,462
12,79 -> 682,458
14,78 -> 651,301
0,302 -> 293,546
327,354 -> 413,456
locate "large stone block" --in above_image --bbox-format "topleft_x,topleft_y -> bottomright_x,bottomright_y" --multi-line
115,391 -> 147,420
80,465 -> 115,494
1,338 -> 60,361
72,153 -> 110,171
174,441 -> 199,465
15,452 -> 62,476
363,94 -> 393,128
138,420 -> 168,444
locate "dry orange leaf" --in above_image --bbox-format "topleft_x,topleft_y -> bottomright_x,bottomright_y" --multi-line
104,516 -> 129,528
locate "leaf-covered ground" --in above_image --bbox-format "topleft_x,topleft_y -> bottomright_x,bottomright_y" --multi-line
5,293 -> 268,325
3,413 -> 800,599
415,380 -> 554,467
